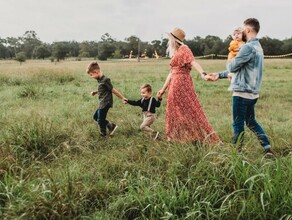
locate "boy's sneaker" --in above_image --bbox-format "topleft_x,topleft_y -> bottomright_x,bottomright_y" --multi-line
154,131 -> 160,140
108,123 -> 118,136
264,148 -> 276,158
100,133 -> 107,138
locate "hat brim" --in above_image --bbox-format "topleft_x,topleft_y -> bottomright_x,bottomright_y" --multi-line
166,32 -> 184,44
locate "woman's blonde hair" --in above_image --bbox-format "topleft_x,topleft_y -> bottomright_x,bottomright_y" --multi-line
166,34 -> 182,58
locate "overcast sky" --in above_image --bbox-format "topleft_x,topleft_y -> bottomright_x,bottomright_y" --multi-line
1,0 -> 291,43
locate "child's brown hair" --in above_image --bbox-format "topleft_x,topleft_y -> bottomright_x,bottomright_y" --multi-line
86,61 -> 100,74
140,84 -> 152,93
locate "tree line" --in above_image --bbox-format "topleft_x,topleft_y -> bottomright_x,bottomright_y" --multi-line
1,30 -> 292,62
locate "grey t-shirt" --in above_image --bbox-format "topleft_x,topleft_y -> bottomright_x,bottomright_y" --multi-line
97,75 -> 113,109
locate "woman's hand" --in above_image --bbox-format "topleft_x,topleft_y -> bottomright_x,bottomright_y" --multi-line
157,89 -> 165,99
201,72 -> 207,80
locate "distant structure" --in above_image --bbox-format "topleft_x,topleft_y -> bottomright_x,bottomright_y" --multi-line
129,50 -> 133,59
141,49 -> 147,58
154,50 -> 159,59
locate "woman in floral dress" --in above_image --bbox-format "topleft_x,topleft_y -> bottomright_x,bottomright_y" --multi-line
157,27 -> 220,143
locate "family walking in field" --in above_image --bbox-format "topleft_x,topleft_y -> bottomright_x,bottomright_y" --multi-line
86,17 -> 275,156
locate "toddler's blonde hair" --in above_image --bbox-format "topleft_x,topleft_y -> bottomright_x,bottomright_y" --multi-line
233,27 -> 243,35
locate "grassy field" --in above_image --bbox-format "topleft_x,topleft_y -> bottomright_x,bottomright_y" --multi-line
0,58 -> 291,219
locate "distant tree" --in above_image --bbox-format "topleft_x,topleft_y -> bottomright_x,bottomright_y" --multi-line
52,42 -> 70,61
97,33 -> 116,60
151,40 -> 165,57
101,33 -> 115,43
186,37 -> 204,56
1,31 -> 292,61
161,38 -> 168,56
281,37 -> 292,54
260,37 -> 283,55
15,51 -> 26,64
202,35 -> 223,56
79,41 -> 98,57
0,38 -> 8,59
0,45 -> 7,59
67,41 -> 79,57
79,51 -> 90,58
21,31 -> 42,58
89,42 -> 99,57
112,49 -> 123,59
125,36 -> 140,55
6,37 -> 22,57
0,38 -> 5,44
115,41 -> 130,57
97,42 -> 115,60
145,44 -> 154,58
34,44 -> 51,59
212,40 -> 225,56
138,41 -> 148,58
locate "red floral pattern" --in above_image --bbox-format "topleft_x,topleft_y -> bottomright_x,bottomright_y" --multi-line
166,45 -> 221,143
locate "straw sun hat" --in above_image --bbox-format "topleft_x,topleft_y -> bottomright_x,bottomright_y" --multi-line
167,27 -> 185,44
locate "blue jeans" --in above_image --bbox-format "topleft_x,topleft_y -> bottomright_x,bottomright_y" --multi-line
93,103 -> 111,135
232,96 -> 271,150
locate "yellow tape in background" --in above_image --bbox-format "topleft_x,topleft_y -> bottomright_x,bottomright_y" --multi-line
264,53 -> 292,58
196,53 -> 292,59
195,54 -> 217,59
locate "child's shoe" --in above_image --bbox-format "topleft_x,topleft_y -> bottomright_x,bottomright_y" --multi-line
154,131 -> 160,140
100,132 -> 107,138
108,123 -> 118,136
264,148 -> 276,158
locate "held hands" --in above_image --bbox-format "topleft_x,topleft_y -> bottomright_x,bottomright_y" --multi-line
205,73 -> 219,81
201,72 -> 208,80
227,73 -> 234,81
91,91 -> 98,96
157,89 -> 165,99
122,98 -> 128,104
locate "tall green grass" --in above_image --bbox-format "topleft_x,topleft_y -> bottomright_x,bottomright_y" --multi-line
0,59 -> 291,219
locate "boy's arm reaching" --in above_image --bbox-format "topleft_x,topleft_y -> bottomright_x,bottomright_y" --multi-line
112,88 -> 125,100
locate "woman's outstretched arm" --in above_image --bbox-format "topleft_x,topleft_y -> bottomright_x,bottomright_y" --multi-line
157,71 -> 172,98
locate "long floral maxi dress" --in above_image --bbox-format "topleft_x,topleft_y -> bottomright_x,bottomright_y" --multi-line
166,45 -> 221,143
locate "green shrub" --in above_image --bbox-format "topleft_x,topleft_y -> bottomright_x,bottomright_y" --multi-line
17,86 -> 43,99
2,118 -> 70,160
